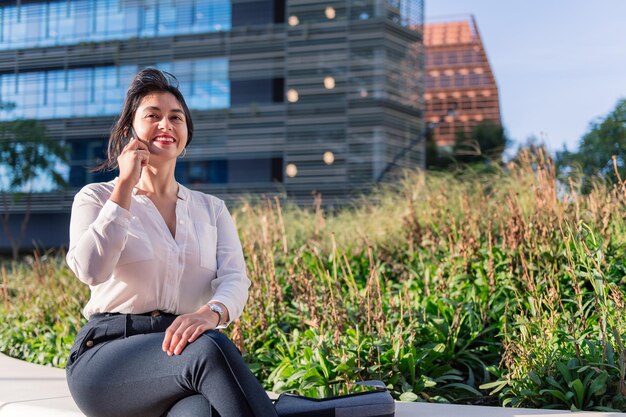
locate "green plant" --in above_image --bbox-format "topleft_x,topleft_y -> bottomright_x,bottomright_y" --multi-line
4,148 -> 626,410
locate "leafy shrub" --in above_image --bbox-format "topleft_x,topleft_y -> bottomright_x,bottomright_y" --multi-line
3,148 -> 626,410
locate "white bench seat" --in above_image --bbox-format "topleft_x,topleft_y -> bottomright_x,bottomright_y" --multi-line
1,353 -> 622,417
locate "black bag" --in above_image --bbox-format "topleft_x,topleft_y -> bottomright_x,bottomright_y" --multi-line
273,381 -> 395,417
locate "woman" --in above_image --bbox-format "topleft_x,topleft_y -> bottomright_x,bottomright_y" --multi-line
65,68 -> 278,417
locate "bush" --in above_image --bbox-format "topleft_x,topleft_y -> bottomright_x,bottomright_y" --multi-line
3,148 -> 626,410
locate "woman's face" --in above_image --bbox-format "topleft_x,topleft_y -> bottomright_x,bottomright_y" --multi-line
131,91 -> 188,163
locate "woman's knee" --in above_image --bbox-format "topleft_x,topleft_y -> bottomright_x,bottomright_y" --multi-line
181,331 -> 248,387
193,331 -> 240,358
166,394 -> 213,417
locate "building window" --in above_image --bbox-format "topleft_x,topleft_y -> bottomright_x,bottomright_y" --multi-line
232,0 -> 285,27
68,139 -> 112,187
386,0 -> 422,27
229,157 -> 283,183
0,58 -> 229,121
176,160 -> 229,185
0,0 -> 231,51
230,78 -> 284,106
274,0 -> 286,23
175,157 -> 282,185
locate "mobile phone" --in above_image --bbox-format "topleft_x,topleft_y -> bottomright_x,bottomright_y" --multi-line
284,381 -> 386,400
124,124 -> 138,146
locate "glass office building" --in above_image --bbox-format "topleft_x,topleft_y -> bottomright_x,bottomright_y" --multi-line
0,0 -> 424,252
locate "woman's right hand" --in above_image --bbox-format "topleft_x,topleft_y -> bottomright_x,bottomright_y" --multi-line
117,138 -> 150,187
110,138 -> 149,210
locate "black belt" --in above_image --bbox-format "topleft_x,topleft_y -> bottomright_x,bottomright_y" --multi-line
92,309 -> 176,318
138,309 -> 176,318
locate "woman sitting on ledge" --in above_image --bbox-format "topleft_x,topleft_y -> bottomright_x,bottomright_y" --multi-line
65,68 -> 278,417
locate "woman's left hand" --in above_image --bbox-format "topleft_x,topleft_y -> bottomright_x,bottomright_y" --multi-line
162,305 -> 219,356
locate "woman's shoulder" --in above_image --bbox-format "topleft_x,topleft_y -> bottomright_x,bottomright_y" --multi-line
180,184 -> 224,207
74,180 -> 116,202
178,184 -> 229,219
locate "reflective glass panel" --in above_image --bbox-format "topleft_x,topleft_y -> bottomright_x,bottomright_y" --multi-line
0,58 -> 229,121
0,0 -> 231,50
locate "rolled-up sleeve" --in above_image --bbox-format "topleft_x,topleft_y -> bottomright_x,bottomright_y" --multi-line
210,201 -> 251,326
66,187 -> 132,286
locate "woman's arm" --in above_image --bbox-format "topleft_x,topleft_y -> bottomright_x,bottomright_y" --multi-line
66,138 -> 149,285
65,187 -> 133,286
162,199 -> 251,356
208,199 -> 251,325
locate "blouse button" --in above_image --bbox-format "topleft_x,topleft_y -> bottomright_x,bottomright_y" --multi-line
85,340 -> 94,348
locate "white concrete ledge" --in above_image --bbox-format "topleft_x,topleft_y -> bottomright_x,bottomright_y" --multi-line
0,353 -> 82,417
1,353 -> 624,417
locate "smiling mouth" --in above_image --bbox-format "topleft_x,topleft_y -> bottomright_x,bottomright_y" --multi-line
153,136 -> 176,143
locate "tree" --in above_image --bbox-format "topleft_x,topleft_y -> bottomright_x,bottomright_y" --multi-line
0,118 -> 70,259
426,120 -> 509,170
556,98 -> 626,193
425,125 -> 455,169
454,120 -> 508,165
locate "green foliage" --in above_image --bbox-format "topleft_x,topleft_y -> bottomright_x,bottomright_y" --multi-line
4,150 -> 626,410
454,120 -> 508,164
426,120 -> 508,169
0,313 -> 79,368
0,119 -> 70,258
0,254 -> 88,368
556,97 -> 626,193
0,119 -> 69,191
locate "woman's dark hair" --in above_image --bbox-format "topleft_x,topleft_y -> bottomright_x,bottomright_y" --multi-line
94,68 -> 194,171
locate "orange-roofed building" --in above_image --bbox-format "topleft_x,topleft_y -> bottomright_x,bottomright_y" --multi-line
424,16 -> 501,148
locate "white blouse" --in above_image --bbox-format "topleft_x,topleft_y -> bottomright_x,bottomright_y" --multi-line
66,179 -> 250,324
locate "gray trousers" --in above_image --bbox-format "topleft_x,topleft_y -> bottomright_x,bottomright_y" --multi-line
66,313 -> 278,417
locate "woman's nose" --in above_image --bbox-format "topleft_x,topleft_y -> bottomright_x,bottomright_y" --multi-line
158,117 -> 172,131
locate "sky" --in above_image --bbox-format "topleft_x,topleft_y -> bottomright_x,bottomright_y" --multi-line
425,0 -> 626,154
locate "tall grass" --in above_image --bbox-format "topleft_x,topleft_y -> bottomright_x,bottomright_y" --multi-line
2,148 -> 626,410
